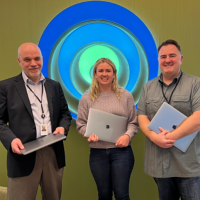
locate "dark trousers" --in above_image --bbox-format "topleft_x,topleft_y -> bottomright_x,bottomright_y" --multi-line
154,177 -> 200,200
89,146 -> 134,200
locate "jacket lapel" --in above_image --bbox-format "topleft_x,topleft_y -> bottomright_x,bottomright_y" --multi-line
14,73 -> 34,119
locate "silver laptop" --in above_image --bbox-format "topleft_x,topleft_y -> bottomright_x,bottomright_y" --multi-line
85,108 -> 128,143
20,133 -> 66,155
148,102 -> 199,152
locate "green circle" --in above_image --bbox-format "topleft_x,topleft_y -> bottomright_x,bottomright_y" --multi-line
79,45 -> 119,84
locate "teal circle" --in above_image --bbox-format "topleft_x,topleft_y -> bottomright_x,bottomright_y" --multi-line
70,42 -> 130,96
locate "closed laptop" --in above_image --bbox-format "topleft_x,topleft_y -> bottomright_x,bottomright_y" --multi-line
85,108 -> 128,143
20,133 -> 66,155
148,102 -> 199,152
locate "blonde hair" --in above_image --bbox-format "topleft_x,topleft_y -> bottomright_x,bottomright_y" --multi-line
89,58 -> 122,101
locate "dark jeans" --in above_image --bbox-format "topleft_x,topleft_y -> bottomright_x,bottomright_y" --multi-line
89,146 -> 134,200
154,177 -> 200,200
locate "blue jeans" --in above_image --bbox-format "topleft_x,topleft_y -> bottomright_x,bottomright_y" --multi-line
154,177 -> 200,200
89,146 -> 134,200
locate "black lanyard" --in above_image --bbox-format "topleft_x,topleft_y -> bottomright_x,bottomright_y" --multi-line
160,72 -> 182,105
26,83 -> 45,119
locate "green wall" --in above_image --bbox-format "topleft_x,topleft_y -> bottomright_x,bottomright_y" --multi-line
0,0 -> 200,199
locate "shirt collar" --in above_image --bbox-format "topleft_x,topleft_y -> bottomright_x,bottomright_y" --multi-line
22,71 -> 45,85
159,70 -> 182,85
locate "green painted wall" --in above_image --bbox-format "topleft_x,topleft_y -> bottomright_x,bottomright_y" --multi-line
0,0 -> 200,199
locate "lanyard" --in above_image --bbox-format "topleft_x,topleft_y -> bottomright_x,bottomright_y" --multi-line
26,83 -> 45,120
160,72 -> 182,104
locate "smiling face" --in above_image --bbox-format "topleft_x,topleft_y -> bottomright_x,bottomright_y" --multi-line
158,44 -> 183,82
18,43 -> 43,83
94,62 -> 116,92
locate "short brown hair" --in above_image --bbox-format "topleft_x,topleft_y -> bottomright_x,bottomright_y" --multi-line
158,39 -> 182,54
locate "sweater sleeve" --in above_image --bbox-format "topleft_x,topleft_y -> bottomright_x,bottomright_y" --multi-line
125,92 -> 139,139
76,94 -> 90,136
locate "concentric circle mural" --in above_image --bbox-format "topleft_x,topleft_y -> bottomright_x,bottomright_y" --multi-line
39,1 -> 158,119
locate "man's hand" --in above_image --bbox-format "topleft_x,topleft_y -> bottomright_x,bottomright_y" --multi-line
53,127 -> 65,135
11,138 -> 24,154
88,134 -> 99,142
150,127 -> 175,148
115,134 -> 130,147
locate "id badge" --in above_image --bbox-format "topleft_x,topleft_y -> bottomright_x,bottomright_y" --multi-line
41,124 -> 48,136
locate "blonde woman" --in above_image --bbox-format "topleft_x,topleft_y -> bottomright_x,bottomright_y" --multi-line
76,58 -> 139,200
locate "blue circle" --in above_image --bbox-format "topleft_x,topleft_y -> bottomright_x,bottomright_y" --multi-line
39,1 -> 158,119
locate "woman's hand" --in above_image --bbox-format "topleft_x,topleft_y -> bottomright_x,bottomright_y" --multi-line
88,133 -> 99,142
115,134 -> 130,147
